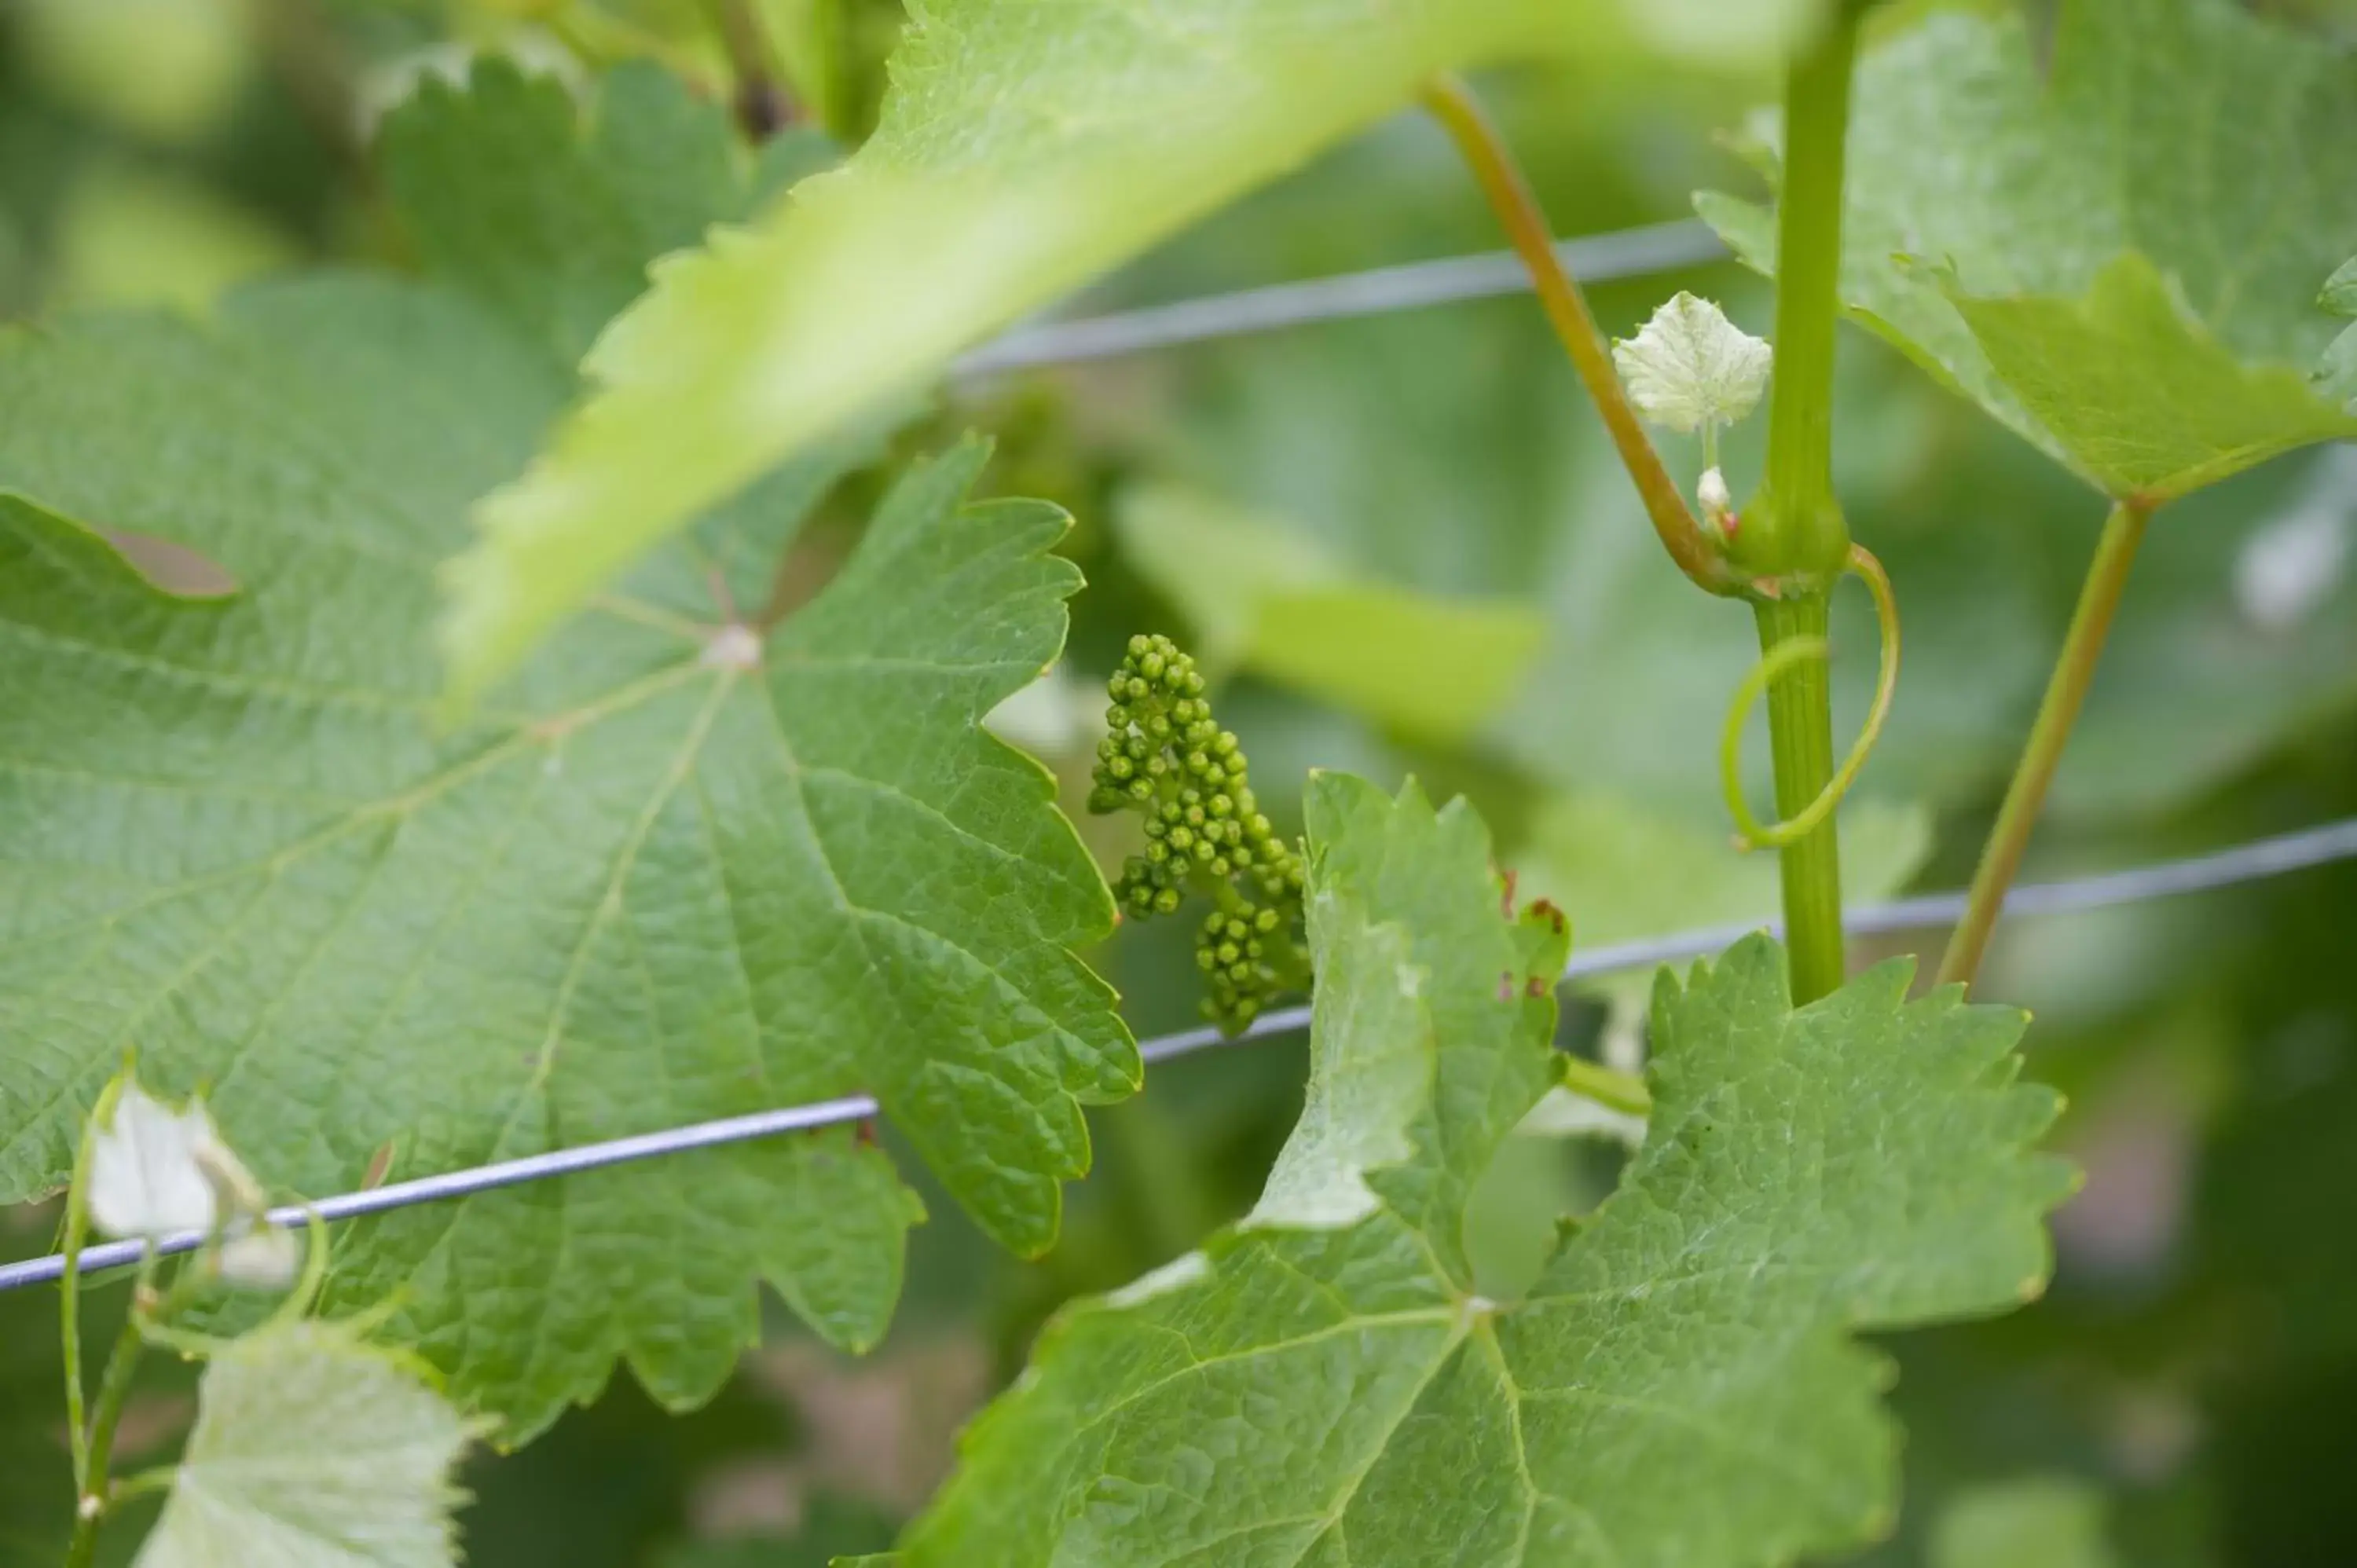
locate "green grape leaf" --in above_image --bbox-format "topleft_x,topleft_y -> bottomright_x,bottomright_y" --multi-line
1929,1478 -> 2120,1568
2322,255 -> 2357,408
1115,484 -> 1545,745
380,60 -> 834,367
0,64 -> 1130,1443
894,774 -> 2071,1567
137,1321 -> 482,1568
441,0 -> 1821,709
1699,0 -> 2357,501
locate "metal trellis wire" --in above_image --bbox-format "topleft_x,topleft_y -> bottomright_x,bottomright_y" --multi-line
951,218 -> 1728,376
5,815 -> 2355,1294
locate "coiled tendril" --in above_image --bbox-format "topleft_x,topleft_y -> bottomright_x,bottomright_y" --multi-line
1720,544 -> 1902,851
1088,635 -> 1307,1032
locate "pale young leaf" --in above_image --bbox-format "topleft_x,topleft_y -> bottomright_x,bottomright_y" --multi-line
135,1321 -> 484,1568
215,1227 -> 302,1291
1612,291 -> 1773,434
86,1079 -> 237,1242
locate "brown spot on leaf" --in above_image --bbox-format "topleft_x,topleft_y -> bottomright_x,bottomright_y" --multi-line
101,529 -> 237,599
361,1140 -> 397,1191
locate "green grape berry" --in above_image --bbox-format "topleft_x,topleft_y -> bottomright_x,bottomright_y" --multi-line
1087,633 -> 1310,1033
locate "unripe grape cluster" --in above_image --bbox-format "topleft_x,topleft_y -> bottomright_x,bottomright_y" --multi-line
1087,634 -> 1307,1031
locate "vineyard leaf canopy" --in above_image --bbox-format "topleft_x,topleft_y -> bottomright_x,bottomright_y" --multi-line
137,1321 -> 482,1568
893,774 -> 2071,1568
1700,0 -> 2357,502
442,0 -> 1826,709
0,63 -> 1132,1442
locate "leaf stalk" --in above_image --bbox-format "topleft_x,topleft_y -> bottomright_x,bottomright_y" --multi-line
1561,1057 -> 1653,1119
64,1250 -> 162,1568
1420,75 -> 1737,596
1937,496 -> 2156,989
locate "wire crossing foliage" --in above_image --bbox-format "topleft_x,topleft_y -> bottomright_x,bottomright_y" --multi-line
1090,635 -> 1308,1030
897,777 -> 2071,1568
7,812 -> 2355,1299
0,64 -> 1133,1443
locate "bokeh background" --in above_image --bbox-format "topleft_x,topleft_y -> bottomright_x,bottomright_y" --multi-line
3,2 -> 2355,1563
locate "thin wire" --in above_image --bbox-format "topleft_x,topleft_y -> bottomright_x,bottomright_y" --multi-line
951,218 -> 1727,376
7,814 -> 2354,1295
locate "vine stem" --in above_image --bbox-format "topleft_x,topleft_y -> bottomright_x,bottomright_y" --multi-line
1723,546 -> 1901,852
1755,593 -> 1846,1002
1754,22 -> 1857,582
60,1105 -> 97,1495
65,1251 -> 161,1568
1420,76 -> 1736,596
1751,13 -> 1863,1006
1937,498 -> 2155,988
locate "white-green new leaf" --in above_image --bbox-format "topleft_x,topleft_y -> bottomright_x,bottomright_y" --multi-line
1700,0 -> 2357,501
1613,291 -> 1772,434
86,1079 -> 243,1242
0,65 -> 1129,1442
137,1321 -> 482,1568
895,775 -> 2071,1567
442,0 -> 1826,708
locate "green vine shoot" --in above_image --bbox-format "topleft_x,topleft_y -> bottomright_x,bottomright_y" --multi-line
3,1 -> 2352,1563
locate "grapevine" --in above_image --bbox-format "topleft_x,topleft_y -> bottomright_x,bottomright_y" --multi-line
2,2 -> 2352,1564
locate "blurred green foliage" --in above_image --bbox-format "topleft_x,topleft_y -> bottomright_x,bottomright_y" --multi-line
2,3 -> 2353,1565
